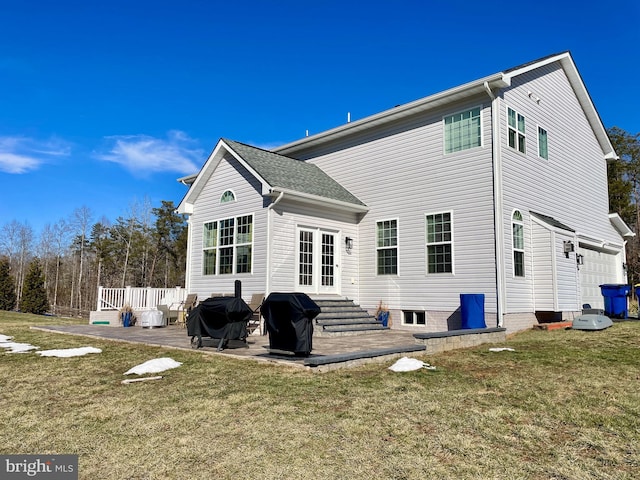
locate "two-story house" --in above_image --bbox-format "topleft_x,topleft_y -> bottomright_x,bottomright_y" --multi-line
177,51 -> 633,333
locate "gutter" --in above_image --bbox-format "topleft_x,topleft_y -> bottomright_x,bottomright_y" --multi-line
265,191 -> 285,296
484,81 -> 506,328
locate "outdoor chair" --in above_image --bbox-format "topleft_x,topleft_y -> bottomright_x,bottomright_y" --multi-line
178,294 -> 198,328
157,303 -> 179,325
247,293 -> 265,335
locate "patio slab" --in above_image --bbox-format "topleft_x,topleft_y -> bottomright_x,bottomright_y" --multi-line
31,324 -> 427,372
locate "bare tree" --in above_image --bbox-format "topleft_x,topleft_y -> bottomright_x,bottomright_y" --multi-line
72,206 -> 92,311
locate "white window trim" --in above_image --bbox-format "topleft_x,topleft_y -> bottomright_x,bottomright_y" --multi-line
376,218 -> 400,276
442,105 -> 484,155
511,209 -> 525,278
202,213 -> 254,276
219,189 -> 237,204
537,125 -> 549,160
402,310 -> 427,326
507,106 -> 526,154
425,210 -> 455,275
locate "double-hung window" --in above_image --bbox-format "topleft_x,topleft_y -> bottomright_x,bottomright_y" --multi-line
538,126 -> 548,160
426,212 -> 453,273
203,214 -> 253,275
512,211 -> 525,277
508,107 -> 526,153
444,107 -> 481,153
376,219 -> 398,275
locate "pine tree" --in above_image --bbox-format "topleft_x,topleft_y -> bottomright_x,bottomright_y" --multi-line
21,258 -> 49,315
0,257 -> 17,311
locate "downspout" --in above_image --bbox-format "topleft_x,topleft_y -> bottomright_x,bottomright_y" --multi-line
265,191 -> 285,296
485,81 -> 506,327
184,215 -> 193,293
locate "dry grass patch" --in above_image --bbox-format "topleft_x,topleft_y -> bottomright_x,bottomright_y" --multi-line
1,311 -> 639,479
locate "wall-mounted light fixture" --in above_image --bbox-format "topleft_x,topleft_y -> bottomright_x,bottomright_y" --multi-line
345,237 -> 353,251
576,254 -> 584,266
623,262 -> 628,271
563,240 -> 575,258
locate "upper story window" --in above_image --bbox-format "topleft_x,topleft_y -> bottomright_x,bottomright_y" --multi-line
538,126 -> 548,160
426,212 -> 453,274
508,108 -> 526,153
220,190 -> 236,203
203,214 -> 253,275
376,219 -> 398,275
444,107 -> 482,153
512,210 -> 525,277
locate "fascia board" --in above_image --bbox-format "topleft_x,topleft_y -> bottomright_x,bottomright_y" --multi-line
275,73 -> 509,155
270,187 -> 369,213
609,213 -> 635,238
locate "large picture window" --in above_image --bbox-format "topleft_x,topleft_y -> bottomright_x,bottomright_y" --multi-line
426,212 -> 453,273
444,107 -> 481,153
376,219 -> 398,275
203,214 -> 253,275
512,210 -> 525,277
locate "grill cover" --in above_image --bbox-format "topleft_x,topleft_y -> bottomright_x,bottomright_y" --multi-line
187,297 -> 252,342
260,293 -> 321,356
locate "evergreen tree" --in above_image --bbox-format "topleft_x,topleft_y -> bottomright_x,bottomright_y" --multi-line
21,258 -> 49,314
0,257 -> 16,311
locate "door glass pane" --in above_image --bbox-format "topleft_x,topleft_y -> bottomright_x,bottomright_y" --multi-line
321,234 -> 334,287
299,231 -> 313,286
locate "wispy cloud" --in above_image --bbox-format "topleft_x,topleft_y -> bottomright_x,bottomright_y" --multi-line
0,136 -> 71,174
97,131 -> 203,176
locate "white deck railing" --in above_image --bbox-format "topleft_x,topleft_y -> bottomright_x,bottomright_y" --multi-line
96,286 -> 188,311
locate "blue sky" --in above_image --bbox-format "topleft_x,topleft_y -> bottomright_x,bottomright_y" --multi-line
1,0 -> 639,235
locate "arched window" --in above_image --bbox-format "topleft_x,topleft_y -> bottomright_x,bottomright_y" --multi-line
512,210 -> 524,277
220,190 -> 235,204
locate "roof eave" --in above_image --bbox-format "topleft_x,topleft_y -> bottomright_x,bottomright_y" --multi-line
269,188 -> 369,213
609,213 -> 635,238
275,73 -> 509,155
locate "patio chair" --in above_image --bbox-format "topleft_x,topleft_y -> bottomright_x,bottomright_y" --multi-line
157,303 -> 179,325
247,293 -> 265,335
177,294 -> 198,328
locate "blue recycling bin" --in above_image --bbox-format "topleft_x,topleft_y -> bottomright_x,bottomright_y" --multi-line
599,284 -> 630,319
460,294 -> 486,329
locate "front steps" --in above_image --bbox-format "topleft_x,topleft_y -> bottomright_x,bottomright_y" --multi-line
311,297 -> 388,337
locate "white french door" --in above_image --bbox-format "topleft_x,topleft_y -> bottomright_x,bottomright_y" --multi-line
296,227 -> 338,294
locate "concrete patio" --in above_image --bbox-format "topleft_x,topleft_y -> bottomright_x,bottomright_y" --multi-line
32,324 -> 428,372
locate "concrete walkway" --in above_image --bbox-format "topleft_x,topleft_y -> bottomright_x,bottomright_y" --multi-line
32,324 -> 427,372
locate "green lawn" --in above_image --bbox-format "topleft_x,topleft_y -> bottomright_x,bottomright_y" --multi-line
1,311 -> 638,479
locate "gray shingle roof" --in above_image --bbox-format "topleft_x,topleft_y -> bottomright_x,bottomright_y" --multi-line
222,139 -> 366,207
530,211 -> 575,232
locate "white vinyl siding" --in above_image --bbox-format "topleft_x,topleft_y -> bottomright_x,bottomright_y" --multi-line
502,63 -> 624,314
444,107 -> 481,153
288,99 -> 497,319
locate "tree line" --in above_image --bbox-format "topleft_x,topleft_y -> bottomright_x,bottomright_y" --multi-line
607,127 -> 640,288
0,199 -> 187,317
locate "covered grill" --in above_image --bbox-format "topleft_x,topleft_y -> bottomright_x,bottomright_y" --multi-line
260,292 -> 321,356
187,296 -> 253,351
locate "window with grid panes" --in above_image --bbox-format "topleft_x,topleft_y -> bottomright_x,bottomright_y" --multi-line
202,214 -> 253,275
444,107 -> 481,153
376,219 -> 398,275
426,212 -> 452,273
512,211 -> 525,277
508,107 -> 526,153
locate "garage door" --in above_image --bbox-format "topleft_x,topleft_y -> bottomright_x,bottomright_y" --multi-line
579,246 -> 619,309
